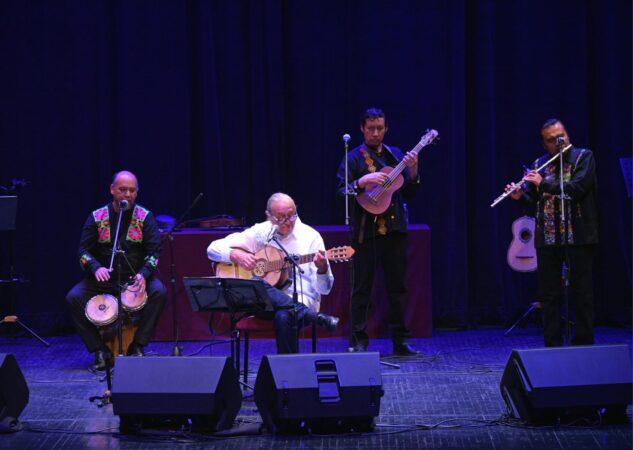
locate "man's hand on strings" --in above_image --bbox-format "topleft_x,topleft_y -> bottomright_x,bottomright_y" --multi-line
230,248 -> 257,270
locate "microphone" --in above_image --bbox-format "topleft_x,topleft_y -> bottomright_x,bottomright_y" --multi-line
119,199 -> 129,209
342,134 -> 351,143
556,136 -> 565,146
266,224 -> 279,243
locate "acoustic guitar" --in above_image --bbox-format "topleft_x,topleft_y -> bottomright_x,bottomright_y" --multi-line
214,245 -> 355,286
357,129 -> 438,215
507,216 -> 537,272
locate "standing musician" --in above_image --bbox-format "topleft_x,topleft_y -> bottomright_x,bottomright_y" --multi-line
207,192 -> 339,354
505,119 -> 598,347
336,107 -> 421,356
66,171 -> 166,371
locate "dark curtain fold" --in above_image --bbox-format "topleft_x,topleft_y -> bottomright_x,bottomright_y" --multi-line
0,0 -> 630,332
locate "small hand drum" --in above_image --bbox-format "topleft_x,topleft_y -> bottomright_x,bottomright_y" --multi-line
85,294 -> 118,326
121,287 -> 147,312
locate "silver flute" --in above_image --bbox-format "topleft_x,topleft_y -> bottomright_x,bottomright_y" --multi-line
490,144 -> 572,208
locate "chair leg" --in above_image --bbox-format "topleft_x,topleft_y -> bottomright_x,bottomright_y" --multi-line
232,329 -> 241,376
243,331 -> 250,389
311,321 -> 317,353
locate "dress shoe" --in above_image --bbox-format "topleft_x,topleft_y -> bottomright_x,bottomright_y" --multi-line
90,350 -> 113,372
316,313 -> 339,332
393,342 -> 420,356
348,342 -> 367,352
126,342 -> 145,356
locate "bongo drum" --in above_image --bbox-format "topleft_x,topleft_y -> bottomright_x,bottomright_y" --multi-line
84,294 -> 118,326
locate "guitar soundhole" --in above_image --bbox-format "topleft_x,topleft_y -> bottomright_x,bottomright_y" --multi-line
252,261 -> 266,277
519,229 -> 532,243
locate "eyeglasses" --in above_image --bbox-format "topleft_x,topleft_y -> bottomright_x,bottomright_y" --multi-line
268,212 -> 298,224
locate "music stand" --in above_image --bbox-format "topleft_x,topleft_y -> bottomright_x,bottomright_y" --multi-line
0,196 -> 49,346
183,277 -> 274,375
183,277 -> 273,314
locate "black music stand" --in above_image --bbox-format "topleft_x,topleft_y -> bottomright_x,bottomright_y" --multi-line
184,277 -> 273,313
0,196 -> 49,346
183,277 -> 273,375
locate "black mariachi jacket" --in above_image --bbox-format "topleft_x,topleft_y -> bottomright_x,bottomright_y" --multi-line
337,143 -> 420,242
520,146 -> 599,248
77,203 -> 162,280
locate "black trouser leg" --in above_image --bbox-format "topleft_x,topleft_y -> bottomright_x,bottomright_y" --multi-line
569,245 -> 595,345
131,276 -> 167,346
350,240 -> 376,348
380,232 -> 411,344
537,247 -> 563,347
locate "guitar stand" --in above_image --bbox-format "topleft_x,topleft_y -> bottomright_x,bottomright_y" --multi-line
504,301 -> 541,336
0,314 -> 50,347
504,301 -> 575,336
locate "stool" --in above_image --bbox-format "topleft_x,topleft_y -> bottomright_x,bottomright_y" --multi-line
234,315 -> 317,389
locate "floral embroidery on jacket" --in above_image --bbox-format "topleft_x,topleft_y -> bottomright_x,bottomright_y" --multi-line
93,207 -> 111,243
127,205 -> 149,242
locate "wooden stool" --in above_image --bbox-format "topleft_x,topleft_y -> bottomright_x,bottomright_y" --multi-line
101,315 -> 139,362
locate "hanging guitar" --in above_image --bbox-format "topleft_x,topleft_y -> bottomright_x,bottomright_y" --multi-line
357,129 -> 438,215
213,245 -> 355,287
507,215 -> 537,272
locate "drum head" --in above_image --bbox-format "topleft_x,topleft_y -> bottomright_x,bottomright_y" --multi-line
85,294 -> 118,326
121,288 -> 147,312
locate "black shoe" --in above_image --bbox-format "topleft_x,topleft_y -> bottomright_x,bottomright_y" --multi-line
348,342 -> 367,352
393,343 -> 420,356
316,313 -> 339,333
126,342 -> 145,356
90,350 -> 113,372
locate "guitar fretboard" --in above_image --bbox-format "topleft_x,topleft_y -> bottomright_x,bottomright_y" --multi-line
264,252 -> 316,271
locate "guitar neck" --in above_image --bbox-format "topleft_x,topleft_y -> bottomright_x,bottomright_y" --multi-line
388,139 -> 426,179
266,252 -> 316,271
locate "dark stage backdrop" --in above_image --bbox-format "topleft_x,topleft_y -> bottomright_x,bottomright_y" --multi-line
0,0 -> 630,334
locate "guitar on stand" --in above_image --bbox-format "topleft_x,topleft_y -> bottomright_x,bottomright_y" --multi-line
504,215 -> 540,336
357,129 -> 438,215
507,216 -> 537,272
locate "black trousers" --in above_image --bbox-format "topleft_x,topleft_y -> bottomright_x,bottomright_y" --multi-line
350,231 -> 411,347
255,282 -> 316,354
66,276 -> 167,353
536,245 -> 595,347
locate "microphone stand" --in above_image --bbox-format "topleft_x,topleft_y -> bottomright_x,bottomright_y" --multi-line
91,201 -> 127,407
271,234 -> 304,353
558,139 -> 572,345
162,192 -> 204,356
341,134 -> 358,350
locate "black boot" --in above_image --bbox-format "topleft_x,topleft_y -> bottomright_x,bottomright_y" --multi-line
316,313 -> 339,333
126,342 -> 145,356
90,350 -> 113,372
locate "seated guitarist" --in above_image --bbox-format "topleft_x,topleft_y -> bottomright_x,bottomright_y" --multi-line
336,107 -> 421,356
206,192 -> 339,354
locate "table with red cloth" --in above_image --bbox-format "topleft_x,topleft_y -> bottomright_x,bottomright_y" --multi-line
154,225 -> 432,341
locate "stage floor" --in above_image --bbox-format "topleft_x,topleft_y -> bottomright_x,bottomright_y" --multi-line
1,327 -> 631,450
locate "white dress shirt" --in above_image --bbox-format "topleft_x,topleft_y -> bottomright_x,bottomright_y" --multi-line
207,217 -> 334,312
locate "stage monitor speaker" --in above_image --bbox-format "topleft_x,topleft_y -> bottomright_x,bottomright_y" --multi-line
0,353 -> 29,433
254,352 -> 384,433
500,344 -> 632,424
112,356 -> 241,433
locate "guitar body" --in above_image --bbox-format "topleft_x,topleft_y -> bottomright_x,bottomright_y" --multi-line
507,216 -> 537,272
214,247 -> 286,286
355,129 -> 438,215
213,245 -> 355,286
356,167 -> 404,215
